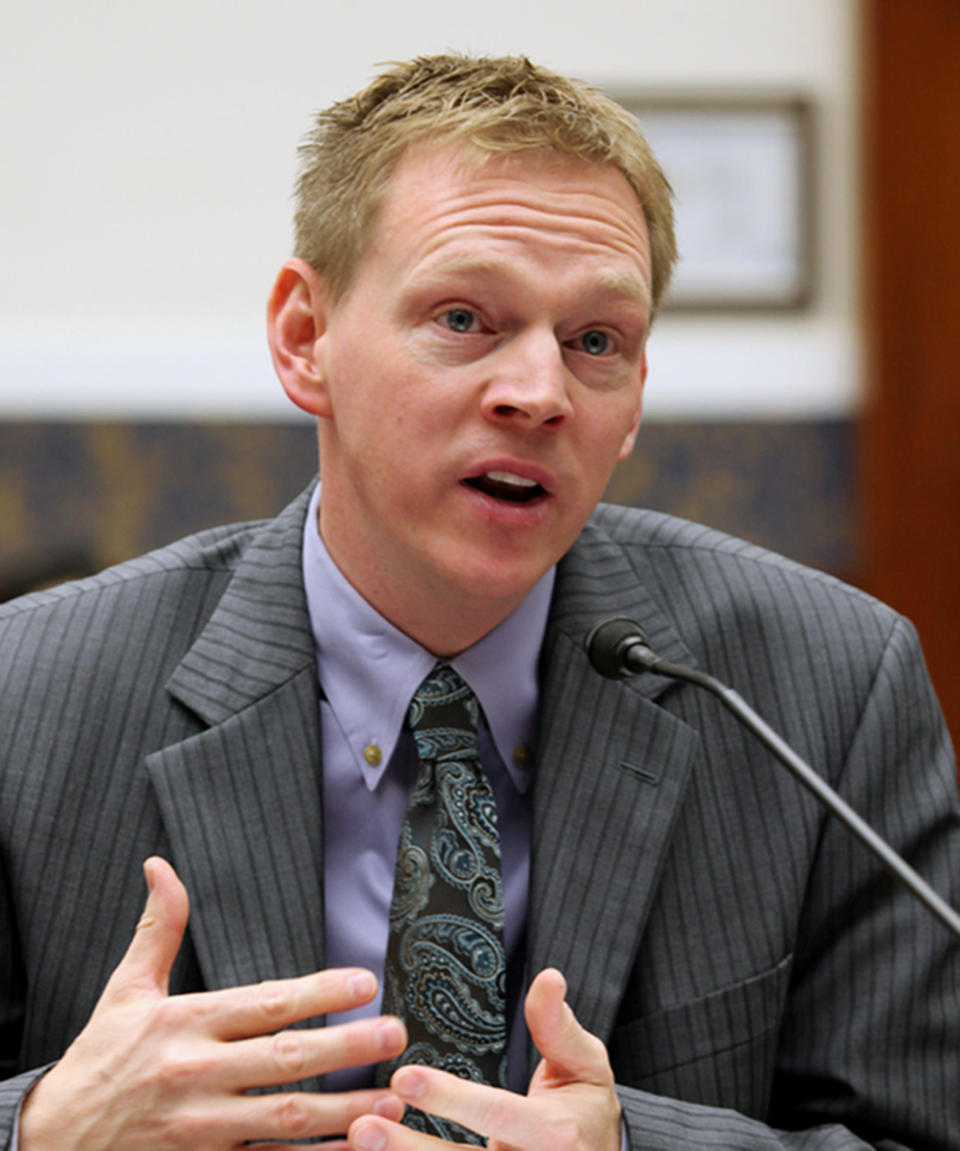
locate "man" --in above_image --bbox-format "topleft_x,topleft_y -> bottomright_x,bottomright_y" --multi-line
1,53 -> 958,1151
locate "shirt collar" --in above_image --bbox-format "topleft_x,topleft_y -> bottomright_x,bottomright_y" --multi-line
302,484 -> 553,793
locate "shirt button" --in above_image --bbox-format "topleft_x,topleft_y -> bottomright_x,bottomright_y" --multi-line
363,744 -> 382,766
512,743 -> 532,767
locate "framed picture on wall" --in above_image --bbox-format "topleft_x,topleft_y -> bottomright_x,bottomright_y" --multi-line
609,93 -> 815,312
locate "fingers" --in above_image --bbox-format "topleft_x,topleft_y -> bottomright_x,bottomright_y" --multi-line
103,858 -> 411,1083
159,962 -> 408,1090
223,1014 -> 408,1089
203,1086 -> 405,1146
133,968 -> 407,1090
343,970 -> 618,1150
348,1071 -> 541,1151
103,856 -> 191,1001
199,967 -> 386,1041
105,861 -> 387,1039
349,1108 -> 466,1151
386,1066 -> 536,1147
524,968 -> 612,1087
22,855 -> 413,1148
107,859 -> 396,1048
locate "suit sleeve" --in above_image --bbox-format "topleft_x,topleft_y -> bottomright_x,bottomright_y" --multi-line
0,864 -> 48,1148
615,616 -> 960,1149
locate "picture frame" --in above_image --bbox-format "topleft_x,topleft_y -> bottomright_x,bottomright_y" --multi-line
610,93 -> 815,312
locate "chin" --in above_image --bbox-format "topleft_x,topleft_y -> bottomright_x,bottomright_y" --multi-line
439,550 -> 550,606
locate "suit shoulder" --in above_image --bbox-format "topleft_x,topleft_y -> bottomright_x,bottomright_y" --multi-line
0,518 -> 265,625
0,518 -> 274,693
590,501 -> 816,567
590,502 -> 880,603
583,502 -> 903,649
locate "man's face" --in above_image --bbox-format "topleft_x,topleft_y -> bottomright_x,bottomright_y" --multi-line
312,144 -> 652,647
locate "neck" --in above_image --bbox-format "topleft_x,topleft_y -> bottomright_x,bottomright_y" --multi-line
337,560 -> 525,657
316,522 -> 526,660
383,599 -> 521,659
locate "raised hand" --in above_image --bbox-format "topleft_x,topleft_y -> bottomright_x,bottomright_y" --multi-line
347,968 -> 621,1151
19,857 -> 407,1150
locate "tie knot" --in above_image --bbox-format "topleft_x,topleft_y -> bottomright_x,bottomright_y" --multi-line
407,664 -> 479,746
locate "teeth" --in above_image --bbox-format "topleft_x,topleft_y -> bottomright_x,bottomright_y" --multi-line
466,470 -> 545,504
485,471 -> 537,487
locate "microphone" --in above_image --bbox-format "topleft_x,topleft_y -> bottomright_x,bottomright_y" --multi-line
585,617 -> 960,940
586,617 -> 666,678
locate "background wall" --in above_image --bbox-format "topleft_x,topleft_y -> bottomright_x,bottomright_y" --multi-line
0,1 -> 885,690
0,0 -> 860,421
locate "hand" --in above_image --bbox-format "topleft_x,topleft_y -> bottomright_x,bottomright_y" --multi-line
347,968 -> 621,1151
19,857 -> 407,1150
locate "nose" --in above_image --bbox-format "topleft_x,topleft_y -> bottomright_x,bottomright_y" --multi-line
481,330 -> 574,428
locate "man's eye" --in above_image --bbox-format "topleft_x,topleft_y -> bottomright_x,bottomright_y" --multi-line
578,330 -> 611,356
442,308 -> 477,333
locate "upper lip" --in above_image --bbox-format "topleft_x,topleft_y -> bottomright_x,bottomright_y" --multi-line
462,458 -> 556,495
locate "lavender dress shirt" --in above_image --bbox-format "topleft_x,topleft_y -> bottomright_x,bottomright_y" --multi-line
302,485 -> 553,1095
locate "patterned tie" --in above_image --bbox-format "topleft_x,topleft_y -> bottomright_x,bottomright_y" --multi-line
376,664 -> 507,1144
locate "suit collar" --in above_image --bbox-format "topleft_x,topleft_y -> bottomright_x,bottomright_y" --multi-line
165,484 -> 318,727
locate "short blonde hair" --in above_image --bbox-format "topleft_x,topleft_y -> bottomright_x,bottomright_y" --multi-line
294,54 -> 677,318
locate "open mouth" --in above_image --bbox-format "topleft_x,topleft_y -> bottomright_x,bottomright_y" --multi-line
464,470 -> 547,504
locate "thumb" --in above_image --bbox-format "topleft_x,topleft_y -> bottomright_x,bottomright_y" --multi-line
524,968 -> 612,1088
105,856 -> 190,1000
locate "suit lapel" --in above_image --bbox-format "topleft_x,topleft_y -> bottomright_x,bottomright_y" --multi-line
528,520 -> 701,1049
146,487 -> 327,998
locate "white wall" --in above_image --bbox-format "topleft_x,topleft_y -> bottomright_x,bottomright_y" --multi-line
0,0 -> 861,420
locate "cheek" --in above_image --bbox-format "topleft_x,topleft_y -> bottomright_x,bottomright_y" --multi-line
326,356 -> 396,434
580,395 -> 643,460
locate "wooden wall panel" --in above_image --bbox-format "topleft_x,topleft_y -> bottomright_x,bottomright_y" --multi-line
862,0 -> 960,743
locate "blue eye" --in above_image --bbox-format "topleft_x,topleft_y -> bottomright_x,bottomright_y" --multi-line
443,308 -> 476,332
579,330 -> 610,356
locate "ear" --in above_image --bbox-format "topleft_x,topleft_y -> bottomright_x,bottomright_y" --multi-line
267,257 -> 332,417
617,345 -> 648,460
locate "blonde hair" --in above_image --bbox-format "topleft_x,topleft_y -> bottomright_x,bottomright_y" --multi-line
294,54 -> 677,318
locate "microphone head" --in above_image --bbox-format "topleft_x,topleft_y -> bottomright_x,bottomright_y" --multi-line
585,617 -> 650,679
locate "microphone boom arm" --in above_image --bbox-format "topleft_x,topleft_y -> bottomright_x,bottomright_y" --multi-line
591,621 -> 960,941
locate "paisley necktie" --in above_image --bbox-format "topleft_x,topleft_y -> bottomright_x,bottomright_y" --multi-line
377,663 -> 507,1144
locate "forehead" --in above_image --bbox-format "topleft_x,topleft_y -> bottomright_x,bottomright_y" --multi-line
366,142 -> 652,293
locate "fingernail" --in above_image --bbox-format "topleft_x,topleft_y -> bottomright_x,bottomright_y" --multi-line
348,971 -> 376,999
142,859 -> 156,895
376,1018 -> 404,1052
352,1121 -> 387,1151
373,1096 -> 401,1118
395,1068 -> 426,1100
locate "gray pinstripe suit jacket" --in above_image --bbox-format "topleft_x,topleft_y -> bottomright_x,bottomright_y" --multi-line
2,486 -> 959,1149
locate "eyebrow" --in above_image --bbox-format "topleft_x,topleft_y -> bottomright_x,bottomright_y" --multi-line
592,271 -> 652,307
